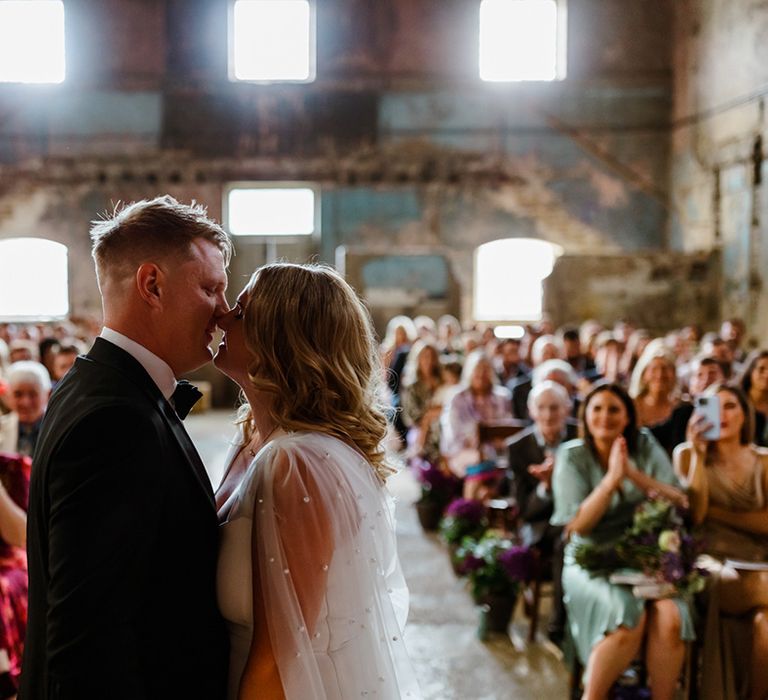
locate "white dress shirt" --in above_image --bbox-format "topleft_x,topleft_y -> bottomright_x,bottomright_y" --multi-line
100,327 -> 177,401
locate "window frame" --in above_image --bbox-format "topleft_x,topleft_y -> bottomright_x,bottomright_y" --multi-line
478,0 -> 567,83
0,0 -> 66,85
0,237 -> 69,321
228,0 -> 316,84
223,181 -> 322,242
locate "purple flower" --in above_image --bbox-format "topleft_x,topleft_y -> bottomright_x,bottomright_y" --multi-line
661,552 -> 685,583
457,554 -> 484,575
445,498 -> 486,522
415,460 -> 458,494
499,545 -> 532,582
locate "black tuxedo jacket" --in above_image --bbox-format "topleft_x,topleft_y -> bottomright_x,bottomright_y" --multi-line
506,424 -> 578,529
21,339 -> 228,700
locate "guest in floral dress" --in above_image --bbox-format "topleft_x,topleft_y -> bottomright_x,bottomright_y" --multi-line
400,341 -> 449,465
0,452 -> 30,698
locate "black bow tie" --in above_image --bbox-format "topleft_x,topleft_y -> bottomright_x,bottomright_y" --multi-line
171,380 -> 203,419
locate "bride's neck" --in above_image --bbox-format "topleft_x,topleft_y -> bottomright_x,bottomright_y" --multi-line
241,385 -> 278,441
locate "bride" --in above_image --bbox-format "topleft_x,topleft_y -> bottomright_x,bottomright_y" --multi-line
213,262 -> 421,699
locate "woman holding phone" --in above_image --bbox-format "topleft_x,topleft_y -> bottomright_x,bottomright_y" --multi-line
673,384 -> 768,700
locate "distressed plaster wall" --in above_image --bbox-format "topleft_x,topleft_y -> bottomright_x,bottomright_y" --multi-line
0,0 -> 708,337
671,0 -> 768,344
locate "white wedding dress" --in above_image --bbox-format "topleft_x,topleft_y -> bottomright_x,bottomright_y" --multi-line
217,431 -> 421,699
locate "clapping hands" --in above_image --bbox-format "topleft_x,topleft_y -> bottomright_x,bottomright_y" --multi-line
606,435 -> 629,490
528,455 -> 555,490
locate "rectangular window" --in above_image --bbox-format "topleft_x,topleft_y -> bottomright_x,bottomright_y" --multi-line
230,0 -> 314,82
479,0 -> 566,82
225,184 -> 319,237
0,238 -> 69,320
0,0 -> 65,83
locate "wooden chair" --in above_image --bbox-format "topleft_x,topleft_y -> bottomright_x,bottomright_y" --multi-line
477,418 -> 529,457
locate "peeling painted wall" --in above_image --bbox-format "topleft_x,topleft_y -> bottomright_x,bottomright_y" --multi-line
0,0 -> 703,334
671,0 -> 768,344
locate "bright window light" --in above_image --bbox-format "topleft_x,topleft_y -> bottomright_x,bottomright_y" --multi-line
474,238 -> 561,322
0,1 -> 65,83
0,238 -> 68,320
231,0 -> 313,82
227,186 -> 318,236
494,325 -> 525,340
479,0 -> 564,82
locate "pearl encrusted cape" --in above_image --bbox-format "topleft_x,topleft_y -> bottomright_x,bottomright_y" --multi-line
217,431 -> 421,699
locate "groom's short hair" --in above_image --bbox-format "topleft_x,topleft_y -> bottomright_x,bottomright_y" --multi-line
90,196 -> 232,285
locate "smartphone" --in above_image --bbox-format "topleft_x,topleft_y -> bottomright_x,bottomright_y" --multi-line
694,396 -> 721,440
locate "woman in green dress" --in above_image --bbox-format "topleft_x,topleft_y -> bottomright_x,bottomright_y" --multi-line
551,382 -> 694,700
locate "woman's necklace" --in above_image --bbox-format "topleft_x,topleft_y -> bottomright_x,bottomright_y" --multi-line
247,425 -> 279,457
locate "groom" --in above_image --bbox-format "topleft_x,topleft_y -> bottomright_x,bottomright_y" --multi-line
21,197 -> 231,699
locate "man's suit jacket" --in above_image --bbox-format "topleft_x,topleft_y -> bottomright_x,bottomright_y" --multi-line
21,338 -> 228,700
506,423 -> 578,539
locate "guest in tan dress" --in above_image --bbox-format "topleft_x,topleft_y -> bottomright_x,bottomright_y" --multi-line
674,384 -> 768,700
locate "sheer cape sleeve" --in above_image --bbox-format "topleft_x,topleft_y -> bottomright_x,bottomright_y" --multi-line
231,432 -> 421,700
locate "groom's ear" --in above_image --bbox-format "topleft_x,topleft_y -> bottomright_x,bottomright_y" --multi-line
136,263 -> 164,309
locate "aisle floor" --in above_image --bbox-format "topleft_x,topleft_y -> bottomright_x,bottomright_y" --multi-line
187,410 -> 570,700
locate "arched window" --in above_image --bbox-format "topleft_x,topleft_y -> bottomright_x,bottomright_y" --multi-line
473,238 -> 561,322
0,238 -> 69,320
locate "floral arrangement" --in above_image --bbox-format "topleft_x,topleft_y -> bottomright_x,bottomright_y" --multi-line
413,458 -> 460,507
573,498 -> 707,597
438,498 -> 488,545
454,532 -> 532,602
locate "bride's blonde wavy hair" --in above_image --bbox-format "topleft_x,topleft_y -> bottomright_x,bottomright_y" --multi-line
236,262 -> 394,482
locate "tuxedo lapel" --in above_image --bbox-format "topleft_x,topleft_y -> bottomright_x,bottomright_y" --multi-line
86,338 -> 216,510
156,399 -> 216,509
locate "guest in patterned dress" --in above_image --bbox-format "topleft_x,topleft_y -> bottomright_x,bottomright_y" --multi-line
0,452 -> 30,698
440,350 -> 512,497
400,341 -> 449,465
552,383 -> 693,700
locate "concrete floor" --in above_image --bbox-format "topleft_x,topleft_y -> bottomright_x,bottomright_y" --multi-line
187,410 -> 570,700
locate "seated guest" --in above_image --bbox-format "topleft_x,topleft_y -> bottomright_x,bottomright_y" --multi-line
652,355 -> 726,454
37,338 -> 60,380
50,342 -> 82,386
619,328 -> 652,378
0,362 -> 51,457
560,326 -> 596,377
674,385 -> 768,700
440,350 -> 512,492
721,317 -> 748,365
436,314 -> 462,356
400,341 -> 448,464
630,339 -> 680,428
505,380 -> 577,643
381,315 -> 417,444
413,314 -> 437,343
495,337 -> 529,385
0,452 -> 30,698
7,341 -> 37,364
552,383 -> 692,700
593,331 -> 624,383
513,359 -> 580,423
740,350 -> 768,447
701,335 -> 736,380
